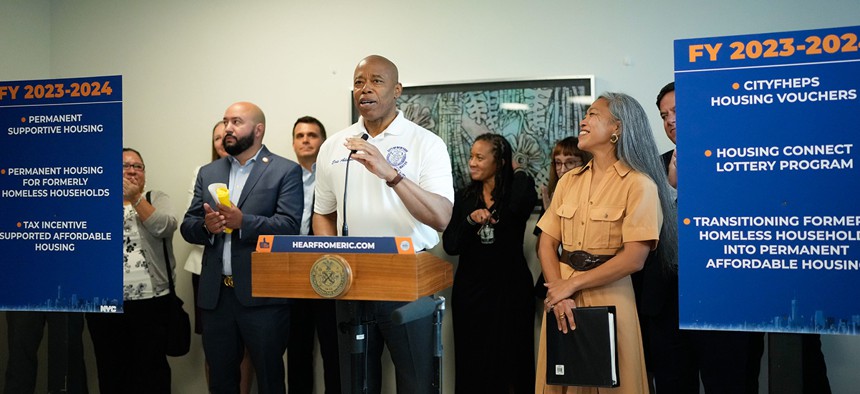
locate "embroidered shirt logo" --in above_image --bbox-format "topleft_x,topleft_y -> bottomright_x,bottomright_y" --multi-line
386,146 -> 408,170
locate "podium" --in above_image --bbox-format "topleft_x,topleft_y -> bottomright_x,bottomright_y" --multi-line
250,236 -> 453,301
251,235 -> 452,393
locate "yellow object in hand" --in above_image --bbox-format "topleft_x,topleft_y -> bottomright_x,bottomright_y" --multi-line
216,187 -> 233,233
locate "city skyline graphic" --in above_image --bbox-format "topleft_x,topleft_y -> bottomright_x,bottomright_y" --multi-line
682,295 -> 859,335
0,284 -> 122,313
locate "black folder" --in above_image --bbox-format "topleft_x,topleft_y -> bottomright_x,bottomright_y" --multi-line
545,306 -> 618,387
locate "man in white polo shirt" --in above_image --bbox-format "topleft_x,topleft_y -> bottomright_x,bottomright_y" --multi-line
313,54 -> 454,394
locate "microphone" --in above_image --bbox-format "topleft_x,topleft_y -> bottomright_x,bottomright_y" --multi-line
391,296 -> 445,325
342,133 -> 369,236
350,133 -> 369,154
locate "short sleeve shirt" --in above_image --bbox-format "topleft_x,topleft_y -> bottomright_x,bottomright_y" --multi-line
537,160 -> 662,255
314,111 -> 454,250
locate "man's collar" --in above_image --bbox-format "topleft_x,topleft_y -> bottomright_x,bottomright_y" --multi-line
229,145 -> 265,165
298,158 -> 316,172
301,162 -> 316,176
357,111 -> 405,137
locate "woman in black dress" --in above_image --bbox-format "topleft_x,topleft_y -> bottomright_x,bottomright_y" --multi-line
443,133 -> 537,393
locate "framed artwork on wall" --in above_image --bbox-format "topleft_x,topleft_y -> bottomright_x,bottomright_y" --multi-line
352,76 -> 595,198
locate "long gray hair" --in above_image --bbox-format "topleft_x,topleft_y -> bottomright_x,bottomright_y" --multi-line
600,92 -> 678,272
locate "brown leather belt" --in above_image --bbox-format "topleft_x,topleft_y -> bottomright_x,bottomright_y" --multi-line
222,275 -> 234,288
559,250 -> 613,271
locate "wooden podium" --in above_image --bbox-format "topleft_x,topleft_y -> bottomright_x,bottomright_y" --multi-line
252,236 -> 451,394
251,236 -> 453,301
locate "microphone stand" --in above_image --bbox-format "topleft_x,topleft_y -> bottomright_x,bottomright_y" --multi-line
342,155 -> 354,237
432,296 -> 446,394
341,134 -> 370,393
342,133 -> 368,236
349,302 -> 370,394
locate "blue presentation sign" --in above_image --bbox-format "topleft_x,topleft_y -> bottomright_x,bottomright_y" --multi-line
0,76 -> 123,313
675,26 -> 860,334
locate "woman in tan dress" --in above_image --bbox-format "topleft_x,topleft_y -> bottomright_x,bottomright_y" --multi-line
535,92 -> 677,394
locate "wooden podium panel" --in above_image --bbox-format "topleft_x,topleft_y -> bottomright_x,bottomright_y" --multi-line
252,252 -> 453,302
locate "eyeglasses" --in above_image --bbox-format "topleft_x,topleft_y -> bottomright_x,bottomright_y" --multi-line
554,160 -> 582,170
122,163 -> 145,171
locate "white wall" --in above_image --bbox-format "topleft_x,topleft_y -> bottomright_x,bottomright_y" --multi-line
1,0 -> 50,79
0,1 -> 57,393
3,0 -> 860,392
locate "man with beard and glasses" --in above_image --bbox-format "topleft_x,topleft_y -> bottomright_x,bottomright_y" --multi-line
182,101 -> 304,394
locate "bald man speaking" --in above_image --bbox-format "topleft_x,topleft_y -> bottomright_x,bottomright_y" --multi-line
314,55 -> 454,394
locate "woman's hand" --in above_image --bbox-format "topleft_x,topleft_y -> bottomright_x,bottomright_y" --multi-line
544,276 -> 578,308
122,177 -> 143,202
469,208 -> 497,225
548,297 -> 577,333
544,275 -> 579,332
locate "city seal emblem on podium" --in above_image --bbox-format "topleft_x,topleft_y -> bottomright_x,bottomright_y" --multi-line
310,254 -> 353,298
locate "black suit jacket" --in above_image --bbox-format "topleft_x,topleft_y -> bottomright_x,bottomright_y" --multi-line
632,148 -> 678,317
181,146 -> 303,309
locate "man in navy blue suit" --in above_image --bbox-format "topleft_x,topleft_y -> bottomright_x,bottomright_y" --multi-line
182,101 -> 304,394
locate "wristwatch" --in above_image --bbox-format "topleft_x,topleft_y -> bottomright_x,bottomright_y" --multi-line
386,172 -> 404,187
